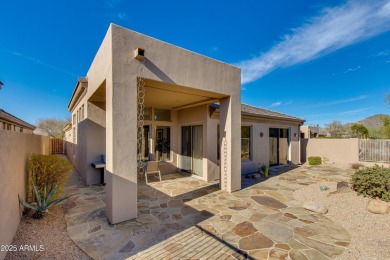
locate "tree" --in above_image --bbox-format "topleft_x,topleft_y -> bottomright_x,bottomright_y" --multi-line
351,124 -> 368,138
0,81 -> 3,90
382,116 -> 390,138
36,118 -> 70,138
386,93 -> 390,107
325,120 -> 346,137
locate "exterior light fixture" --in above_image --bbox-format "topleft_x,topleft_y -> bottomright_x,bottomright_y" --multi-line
294,133 -> 297,137
134,48 -> 145,61
260,132 -> 264,137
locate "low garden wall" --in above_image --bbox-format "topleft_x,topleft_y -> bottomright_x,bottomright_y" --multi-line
0,131 -> 50,260
301,138 -> 359,164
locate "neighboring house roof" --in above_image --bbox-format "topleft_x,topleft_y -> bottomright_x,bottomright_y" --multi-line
241,104 -> 304,122
211,104 -> 305,123
0,109 -> 35,130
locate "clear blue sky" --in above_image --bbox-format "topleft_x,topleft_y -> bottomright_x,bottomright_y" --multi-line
0,0 -> 389,127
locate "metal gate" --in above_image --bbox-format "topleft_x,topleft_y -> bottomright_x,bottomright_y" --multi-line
359,139 -> 390,163
50,138 -> 64,154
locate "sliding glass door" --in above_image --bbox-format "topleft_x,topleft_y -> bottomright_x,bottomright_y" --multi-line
269,128 -> 289,166
181,125 -> 203,177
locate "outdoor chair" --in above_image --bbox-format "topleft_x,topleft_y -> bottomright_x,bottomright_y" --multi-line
144,161 -> 162,184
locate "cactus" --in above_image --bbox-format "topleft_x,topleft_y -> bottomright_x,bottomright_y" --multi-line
19,182 -> 74,219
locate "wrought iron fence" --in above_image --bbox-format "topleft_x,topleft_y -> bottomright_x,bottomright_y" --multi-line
359,139 -> 390,163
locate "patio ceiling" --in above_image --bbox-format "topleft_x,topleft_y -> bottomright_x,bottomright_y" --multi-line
86,78 -> 227,112
88,81 -> 106,110
144,79 -> 227,110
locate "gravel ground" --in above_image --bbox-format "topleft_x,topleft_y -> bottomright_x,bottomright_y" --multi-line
5,163 -> 90,260
294,182 -> 390,260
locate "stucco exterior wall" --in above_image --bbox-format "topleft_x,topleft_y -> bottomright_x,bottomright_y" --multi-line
76,120 -> 106,185
65,141 -> 76,166
240,122 -> 301,174
0,131 -> 49,260
107,23 -> 240,178
104,24 -> 241,223
88,102 -> 106,128
302,138 -> 359,164
206,115 -> 220,182
66,24 -> 241,223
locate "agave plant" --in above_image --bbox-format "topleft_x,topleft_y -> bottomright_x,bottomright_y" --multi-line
19,182 -> 73,219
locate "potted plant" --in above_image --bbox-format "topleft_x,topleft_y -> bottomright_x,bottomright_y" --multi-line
156,138 -> 170,161
261,163 -> 269,178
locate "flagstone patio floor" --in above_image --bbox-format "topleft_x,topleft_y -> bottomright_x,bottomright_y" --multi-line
63,165 -> 354,260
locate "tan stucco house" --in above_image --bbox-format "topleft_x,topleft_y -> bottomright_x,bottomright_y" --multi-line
300,125 -> 319,139
0,109 -> 35,134
64,24 -> 304,224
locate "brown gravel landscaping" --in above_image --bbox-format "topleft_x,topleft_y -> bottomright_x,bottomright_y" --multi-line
5,163 -> 90,260
294,180 -> 390,260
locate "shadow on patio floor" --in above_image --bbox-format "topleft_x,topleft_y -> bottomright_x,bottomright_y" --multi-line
63,162 -> 353,260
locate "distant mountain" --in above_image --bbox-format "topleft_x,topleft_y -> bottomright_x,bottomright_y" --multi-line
320,114 -> 390,138
356,114 -> 389,128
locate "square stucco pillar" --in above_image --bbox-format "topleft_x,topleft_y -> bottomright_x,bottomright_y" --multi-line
105,76 -> 138,224
220,96 -> 241,192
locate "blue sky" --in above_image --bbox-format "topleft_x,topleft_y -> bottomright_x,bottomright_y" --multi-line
0,0 -> 389,127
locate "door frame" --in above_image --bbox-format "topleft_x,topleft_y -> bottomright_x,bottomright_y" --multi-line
269,127 -> 291,166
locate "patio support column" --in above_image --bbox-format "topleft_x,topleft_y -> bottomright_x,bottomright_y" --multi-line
220,96 -> 241,192
105,75 -> 138,224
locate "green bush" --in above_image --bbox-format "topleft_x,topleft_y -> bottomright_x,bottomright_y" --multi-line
352,165 -> 390,202
308,156 -> 322,165
27,154 -> 72,203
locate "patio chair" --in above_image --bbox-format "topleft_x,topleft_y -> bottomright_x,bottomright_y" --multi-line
145,161 -> 162,184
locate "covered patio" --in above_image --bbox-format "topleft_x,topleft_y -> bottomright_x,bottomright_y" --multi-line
69,24 -> 242,224
63,164 -> 351,259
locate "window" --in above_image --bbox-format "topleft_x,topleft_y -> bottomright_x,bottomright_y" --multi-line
155,126 -> 171,161
73,114 -> 76,124
241,126 -> 251,160
81,105 -> 85,120
20,127 -> 23,133
3,123 -> 5,130
154,109 -> 171,121
143,108 -> 151,120
7,124 -> 11,130
217,124 -> 220,160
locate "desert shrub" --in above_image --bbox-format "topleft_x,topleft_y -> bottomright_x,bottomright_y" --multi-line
308,156 -> 322,165
27,154 -> 72,202
352,165 -> 390,202
19,182 -> 73,219
351,162 -> 365,170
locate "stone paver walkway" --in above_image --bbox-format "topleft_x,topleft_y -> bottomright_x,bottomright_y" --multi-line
63,165 -> 354,259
